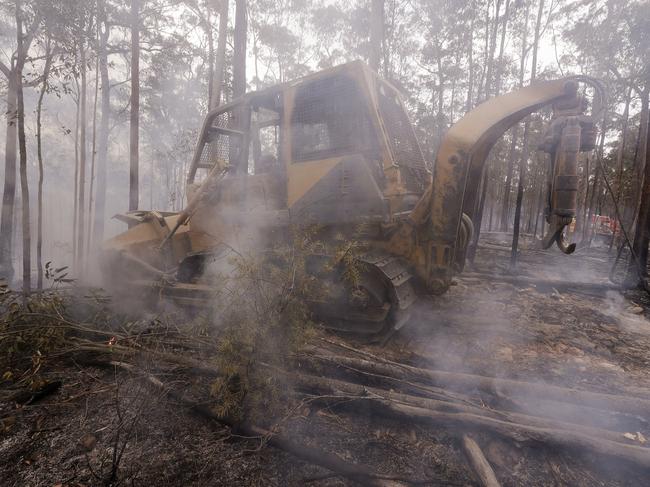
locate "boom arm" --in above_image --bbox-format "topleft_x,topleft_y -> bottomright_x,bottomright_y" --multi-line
410,77 -> 602,292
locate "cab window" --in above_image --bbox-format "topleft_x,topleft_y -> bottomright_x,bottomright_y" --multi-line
291,75 -> 374,162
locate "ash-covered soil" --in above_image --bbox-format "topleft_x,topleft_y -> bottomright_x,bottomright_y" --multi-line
2,239 -> 650,486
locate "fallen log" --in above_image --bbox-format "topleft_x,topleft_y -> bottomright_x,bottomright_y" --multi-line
70,339 -> 219,376
459,272 -> 619,293
304,353 -> 650,419
73,340 -> 649,434
300,351 -> 647,432
285,369 -> 650,470
108,361 -> 415,487
72,338 -> 650,436
86,347 -> 644,449
461,435 -> 501,487
287,371 -> 644,445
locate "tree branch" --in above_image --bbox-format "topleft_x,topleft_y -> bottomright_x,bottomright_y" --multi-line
0,60 -> 10,78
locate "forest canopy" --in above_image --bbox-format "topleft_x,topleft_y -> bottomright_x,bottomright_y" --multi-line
0,0 -> 649,290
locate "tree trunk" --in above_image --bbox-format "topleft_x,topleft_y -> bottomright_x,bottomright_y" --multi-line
500,127 -> 518,231
468,160 -> 491,263
630,87 -> 650,229
449,52 -> 459,124
493,0 -> 510,97
465,7 -> 474,113
627,86 -> 650,285
233,0 -> 247,99
510,0 -> 543,268
529,160 -> 545,235
500,0 -> 526,233
73,83 -> 80,263
211,0 -> 228,109
511,123 -> 531,267
435,53 -> 445,147
15,1 -> 31,295
369,0 -> 384,72
585,116 -> 607,245
532,174 -> 545,238
206,5 -> 215,110
129,0 -> 140,212
525,164 -> 538,233
0,75 -> 17,281
578,154 -> 591,240
483,0 -> 502,100
475,0 -> 491,103
609,88 -> 632,251
93,0 -> 110,244
469,0 -> 511,253
381,0 -> 392,78
87,37 -> 100,256
36,37 -> 53,290
0,5 -> 39,283
77,33 -> 87,270
613,89 -> 632,208
230,0 -> 247,173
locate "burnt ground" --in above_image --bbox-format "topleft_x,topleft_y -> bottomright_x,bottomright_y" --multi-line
2,237 -> 650,486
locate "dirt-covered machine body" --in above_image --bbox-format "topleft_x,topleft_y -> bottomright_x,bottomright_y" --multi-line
104,61 -> 601,333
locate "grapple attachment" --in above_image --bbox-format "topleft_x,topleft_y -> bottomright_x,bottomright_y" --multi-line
539,79 -> 602,253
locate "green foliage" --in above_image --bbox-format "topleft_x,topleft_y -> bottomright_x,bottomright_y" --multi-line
203,224 -> 383,423
206,227 -> 322,423
0,291 -> 69,386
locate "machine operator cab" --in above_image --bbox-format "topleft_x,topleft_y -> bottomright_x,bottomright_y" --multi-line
186,61 -> 430,228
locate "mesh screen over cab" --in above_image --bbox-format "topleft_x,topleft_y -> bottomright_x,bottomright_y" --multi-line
290,74 -> 375,162
377,82 -> 429,193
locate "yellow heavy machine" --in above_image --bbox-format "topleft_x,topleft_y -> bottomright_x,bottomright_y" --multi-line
103,61 -> 602,334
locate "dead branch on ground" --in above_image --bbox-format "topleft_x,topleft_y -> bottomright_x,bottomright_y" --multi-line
461,435 -> 501,487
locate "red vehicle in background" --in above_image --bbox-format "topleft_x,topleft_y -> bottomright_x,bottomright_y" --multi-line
591,215 -> 619,244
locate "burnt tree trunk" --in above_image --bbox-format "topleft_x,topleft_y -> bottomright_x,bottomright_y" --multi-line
585,114 -> 607,245
77,29 -> 87,270
627,86 -> 650,285
465,9 -> 474,113
609,88 -> 632,251
16,1 -> 31,295
482,0 -> 503,101
0,6 -> 39,283
511,122 -> 531,267
369,0 -> 384,72
0,73 -> 17,281
630,92 -> 649,228
233,0 -> 247,99
36,37 -> 52,290
206,4 -> 215,109
500,0 -> 525,233
474,0 -> 490,103
493,0 -> 510,97
500,127 -> 518,231
212,0 -> 228,106
230,0 -> 247,173
578,154 -> 591,239
129,0 -> 140,211
468,0 -> 509,259
510,0 -> 543,268
93,0 -> 110,244
87,60 -> 99,254
73,82 -> 80,263
532,173 -> 545,238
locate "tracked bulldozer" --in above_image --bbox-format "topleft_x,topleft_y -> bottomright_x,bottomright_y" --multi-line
103,61 -> 602,334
